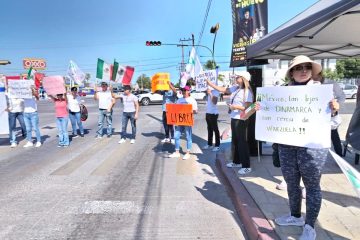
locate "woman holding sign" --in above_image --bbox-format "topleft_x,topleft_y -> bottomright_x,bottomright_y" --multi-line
206,71 -> 254,175
49,94 -> 70,147
273,55 -> 339,240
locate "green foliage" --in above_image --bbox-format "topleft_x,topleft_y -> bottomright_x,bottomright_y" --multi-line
136,74 -> 151,89
322,69 -> 343,80
336,58 -> 360,78
204,60 -> 216,70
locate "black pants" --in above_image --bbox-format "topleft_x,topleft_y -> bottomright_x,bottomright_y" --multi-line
205,113 -> 220,147
231,119 -> 250,168
162,111 -> 174,139
331,129 -> 343,156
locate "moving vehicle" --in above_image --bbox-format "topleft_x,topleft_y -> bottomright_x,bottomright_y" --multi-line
135,90 -> 163,106
341,84 -> 358,99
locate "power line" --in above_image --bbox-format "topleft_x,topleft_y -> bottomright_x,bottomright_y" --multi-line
197,0 -> 213,47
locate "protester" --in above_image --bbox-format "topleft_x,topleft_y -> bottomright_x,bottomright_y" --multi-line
202,88 -> 220,152
94,82 -> 115,138
5,95 -> 26,148
23,86 -> 42,148
273,55 -> 339,240
160,81 -> 177,143
116,85 -> 139,144
49,93 -> 69,147
169,85 -> 198,160
67,87 -> 84,138
206,71 -> 254,175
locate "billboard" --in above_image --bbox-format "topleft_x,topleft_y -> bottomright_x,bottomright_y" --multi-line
230,0 -> 268,67
23,58 -> 47,70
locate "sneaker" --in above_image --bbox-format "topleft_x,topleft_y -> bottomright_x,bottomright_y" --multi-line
182,153 -> 191,160
275,214 -> 305,226
161,138 -> 170,143
212,146 -> 220,152
72,134 -> 79,138
23,141 -> 34,148
276,180 -> 287,190
118,138 -> 126,144
226,162 -> 242,168
299,224 -> 316,240
95,135 -> 103,139
57,144 -> 63,148
35,142 -> 42,148
130,139 -> 135,144
80,133 -> 84,137
63,145 -> 69,148
107,135 -> 112,138
238,168 -> 252,175
170,139 -> 175,144
202,145 -> 212,150
169,152 -> 181,158
302,187 -> 306,199
10,142 -> 17,148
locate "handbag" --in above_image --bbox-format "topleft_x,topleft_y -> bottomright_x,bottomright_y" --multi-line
80,104 -> 88,121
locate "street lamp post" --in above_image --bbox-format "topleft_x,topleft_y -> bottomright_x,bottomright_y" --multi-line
210,23 -> 220,67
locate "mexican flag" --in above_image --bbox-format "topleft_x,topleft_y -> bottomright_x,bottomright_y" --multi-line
112,60 -> 135,85
96,58 -> 111,80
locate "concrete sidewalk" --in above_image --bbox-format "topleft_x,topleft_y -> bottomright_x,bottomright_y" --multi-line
216,113 -> 360,240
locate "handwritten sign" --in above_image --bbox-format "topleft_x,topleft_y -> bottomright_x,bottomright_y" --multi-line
7,80 -> 33,99
42,76 -> 66,95
255,84 -> 333,149
0,84 -> 9,134
151,73 -> 170,92
166,103 -> 194,126
195,70 -> 217,91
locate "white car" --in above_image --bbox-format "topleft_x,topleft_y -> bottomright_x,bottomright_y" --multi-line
190,90 -> 207,101
341,84 -> 358,99
135,90 -> 163,106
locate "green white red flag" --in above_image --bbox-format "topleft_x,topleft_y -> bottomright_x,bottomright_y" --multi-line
96,58 -> 112,80
112,60 -> 134,85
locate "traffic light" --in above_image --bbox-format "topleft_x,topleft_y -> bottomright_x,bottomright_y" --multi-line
145,41 -> 161,46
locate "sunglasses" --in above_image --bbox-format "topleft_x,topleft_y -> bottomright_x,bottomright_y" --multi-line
293,64 -> 312,72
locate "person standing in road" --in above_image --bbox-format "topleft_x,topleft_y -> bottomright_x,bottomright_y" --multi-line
49,93 -> 69,147
94,82 -> 115,138
23,86 -> 42,148
116,85 -> 139,144
206,71 -> 254,175
67,87 -> 85,138
5,96 -> 26,148
202,88 -> 220,152
160,81 -> 177,144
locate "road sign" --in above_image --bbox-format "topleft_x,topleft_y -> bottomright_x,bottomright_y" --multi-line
23,58 -> 47,70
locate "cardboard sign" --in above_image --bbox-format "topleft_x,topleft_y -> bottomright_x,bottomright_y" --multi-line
42,76 -> 66,95
7,80 -> 33,99
151,73 -> 170,92
195,70 -> 217,91
255,84 -> 333,149
166,103 -> 194,126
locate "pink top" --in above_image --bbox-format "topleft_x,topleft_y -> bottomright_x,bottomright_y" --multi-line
54,100 -> 68,117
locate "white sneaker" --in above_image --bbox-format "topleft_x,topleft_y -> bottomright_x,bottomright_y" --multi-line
182,153 -> 191,160
23,141 -> 34,148
10,142 -> 17,148
238,168 -> 252,175
302,187 -> 306,199
170,139 -> 175,144
212,146 -> 220,152
169,152 -> 180,158
130,139 -> 135,144
161,138 -> 170,143
226,162 -> 242,168
275,214 -> 305,226
202,145 -> 212,150
35,142 -> 42,148
276,180 -> 287,190
299,224 -> 316,240
118,138 -> 126,144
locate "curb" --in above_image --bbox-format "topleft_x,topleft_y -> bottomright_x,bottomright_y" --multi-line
216,152 -> 279,240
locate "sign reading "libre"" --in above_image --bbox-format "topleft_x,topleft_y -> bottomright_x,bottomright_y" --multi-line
23,58 -> 47,70
166,103 -> 194,126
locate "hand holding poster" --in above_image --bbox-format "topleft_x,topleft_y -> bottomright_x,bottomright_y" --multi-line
255,84 -> 333,148
7,80 -> 33,99
195,70 -> 217,91
166,103 -> 193,126
151,73 -> 170,92
42,76 -> 66,95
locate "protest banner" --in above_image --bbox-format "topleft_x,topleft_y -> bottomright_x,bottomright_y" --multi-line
195,70 -> 217,91
7,80 -> 33,99
0,84 -> 9,134
166,103 -> 194,126
151,73 -> 170,92
255,84 -> 333,148
42,76 -> 66,95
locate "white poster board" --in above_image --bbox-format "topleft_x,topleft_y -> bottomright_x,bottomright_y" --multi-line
195,70 -> 217,91
0,83 -> 9,134
255,84 -> 333,149
42,76 -> 66,95
7,80 -> 33,99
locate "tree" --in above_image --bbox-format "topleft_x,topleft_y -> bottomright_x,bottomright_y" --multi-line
336,58 -> 360,79
136,74 -> 151,90
204,60 -> 216,70
322,69 -> 342,80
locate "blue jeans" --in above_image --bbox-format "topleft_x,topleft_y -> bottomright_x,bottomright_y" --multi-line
69,111 -> 84,135
24,112 -> 41,142
8,112 -> 26,144
56,117 -> 69,146
121,112 -> 136,139
97,109 -> 112,136
174,126 -> 192,151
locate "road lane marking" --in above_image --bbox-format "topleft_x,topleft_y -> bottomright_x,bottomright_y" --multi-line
80,201 -> 152,214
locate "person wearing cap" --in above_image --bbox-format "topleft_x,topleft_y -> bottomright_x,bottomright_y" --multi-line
115,85 -> 139,144
169,85 -> 198,160
206,71 -> 254,175
67,87 -> 85,138
94,82 -> 116,138
273,55 -> 339,240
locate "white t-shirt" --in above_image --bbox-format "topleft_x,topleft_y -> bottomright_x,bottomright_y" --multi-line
24,97 -> 37,113
228,86 -> 253,120
206,90 -> 219,114
121,93 -> 138,112
7,97 -> 24,113
98,91 -> 113,110
67,94 -> 81,112
176,96 -> 198,112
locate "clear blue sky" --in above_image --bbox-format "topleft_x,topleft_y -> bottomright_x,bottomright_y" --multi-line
0,0 -> 317,83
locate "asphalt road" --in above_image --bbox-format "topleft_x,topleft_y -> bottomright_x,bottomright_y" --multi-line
0,98 -> 247,240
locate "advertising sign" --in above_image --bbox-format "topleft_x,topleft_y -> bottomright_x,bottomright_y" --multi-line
23,58 -> 47,70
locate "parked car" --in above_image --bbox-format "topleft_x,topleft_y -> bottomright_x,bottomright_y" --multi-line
135,90 -> 163,106
341,84 -> 358,99
190,90 -> 207,101
78,91 -> 87,97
